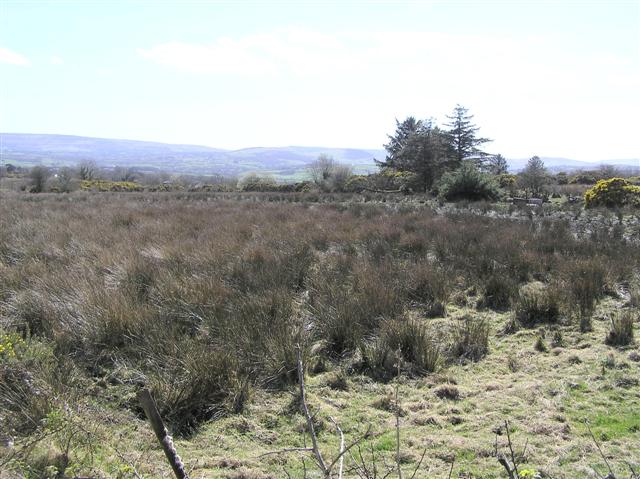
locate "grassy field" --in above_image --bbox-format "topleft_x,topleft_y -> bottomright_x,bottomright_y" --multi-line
0,191 -> 638,478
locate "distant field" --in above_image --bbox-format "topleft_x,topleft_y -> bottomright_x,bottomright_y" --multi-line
0,191 -> 638,478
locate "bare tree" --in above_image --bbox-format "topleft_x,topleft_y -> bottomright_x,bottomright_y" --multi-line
309,154 -> 337,185
56,167 -> 74,192
78,160 -> 98,180
308,155 -> 353,192
112,166 -> 137,182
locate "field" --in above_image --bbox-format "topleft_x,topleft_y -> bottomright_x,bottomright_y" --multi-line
1,191 -> 639,479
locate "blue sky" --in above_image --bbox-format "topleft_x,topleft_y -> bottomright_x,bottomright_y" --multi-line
1,0 -> 639,161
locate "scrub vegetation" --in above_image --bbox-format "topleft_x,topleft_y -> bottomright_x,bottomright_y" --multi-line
0,190 -> 638,478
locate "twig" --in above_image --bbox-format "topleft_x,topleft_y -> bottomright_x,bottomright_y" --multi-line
329,417 -> 345,479
586,421 -> 614,477
326,425 -> 372,474
408,449 -> 427,479
395,351 -> 403,479
505,420 -> 519,478
259,447 -> 314,457
297,345 -> 329,476
113,444 -> 144,479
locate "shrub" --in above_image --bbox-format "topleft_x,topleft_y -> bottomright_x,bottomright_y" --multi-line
569,172 -> 597,185
630,281 -> 640,308
29,166 -> 51,193
237,173 -> 277,192
513,284 -> 561,327
605,311 -> 635,347
437,162 -> 500,202
450,315 -> 490,363
534,335 -> 548,352
310,262 -> 403,357
0,335 -> 57,438
80,180 -> 144,192
407,263 -> 451,317
551,329 -> 565,348
369,169 -> 421,192
562,259 -> 608,332
584,178 -> 640,208
434,384 -> 460,400
359,319 -> 440,380
149,344 -> 250,435
479,273 -> 518,310
497,173 -> 518,189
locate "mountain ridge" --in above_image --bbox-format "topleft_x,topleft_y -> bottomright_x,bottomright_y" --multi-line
1,133 -> 638,177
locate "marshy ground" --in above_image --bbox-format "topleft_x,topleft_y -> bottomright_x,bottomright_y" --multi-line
0,191 -> 638,478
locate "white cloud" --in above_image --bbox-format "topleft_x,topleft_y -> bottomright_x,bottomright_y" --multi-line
0,47 -> 30,66
138,28 -> 526,79
50,55 -> 63,65
134,28 -> 639,159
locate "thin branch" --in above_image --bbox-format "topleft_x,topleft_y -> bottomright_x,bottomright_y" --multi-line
297,345 -> 329,476
505,420 -> 519,478
329,417 -> 345,479
259,447 -> 314,458
327,425 -> 372,474
586,421 -> 614,477
408,449 -> 427,479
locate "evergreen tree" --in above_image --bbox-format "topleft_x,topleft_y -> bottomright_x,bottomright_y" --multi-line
379,117 -> 452,191
485,154 -> 509,175
377,117 -> 422,170
518,155 -> 549,197
445,104 -> 491,167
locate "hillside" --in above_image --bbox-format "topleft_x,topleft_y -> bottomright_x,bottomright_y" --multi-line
0,133 -> 383,178
2,133 -> 638,178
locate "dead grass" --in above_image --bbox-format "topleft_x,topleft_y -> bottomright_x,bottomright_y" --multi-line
0,191 -> 638,477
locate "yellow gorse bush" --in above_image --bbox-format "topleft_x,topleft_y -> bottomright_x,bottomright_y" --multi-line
0,333 -> 25,360
80,180 -> 144,192
584,177 -> 640,208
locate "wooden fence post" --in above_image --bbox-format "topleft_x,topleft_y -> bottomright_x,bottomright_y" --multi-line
137,389 -> 189,479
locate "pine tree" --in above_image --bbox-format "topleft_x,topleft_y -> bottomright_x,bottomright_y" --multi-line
485,154 -> 509,175
379,117 -> 452,191
518,156 -> 549,197
377,117 -> 422,170
445,105 -> 491,167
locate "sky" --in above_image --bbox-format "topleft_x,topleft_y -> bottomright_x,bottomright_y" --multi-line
1,0 -> 639,161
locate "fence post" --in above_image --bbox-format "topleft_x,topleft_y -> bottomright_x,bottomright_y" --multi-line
137,389 -> 189,479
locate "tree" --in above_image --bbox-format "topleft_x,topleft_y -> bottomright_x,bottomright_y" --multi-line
401,121 -> 453,191
308,154 -> 336,185
308,154 -> 352,192
56,167 -> 74,192
377,117 -> 422,170
378,117 -> 453,192
444,105 -> 491,167
518,156 -> 549,197
485,154 -> 509,175
112,166 -> 137,182
29,165 -> 50,193
78,160 -> 98,180
596,164 -> 619,180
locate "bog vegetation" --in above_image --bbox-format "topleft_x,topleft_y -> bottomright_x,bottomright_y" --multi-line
0,106 -> 639,478
0,190 -> 638,478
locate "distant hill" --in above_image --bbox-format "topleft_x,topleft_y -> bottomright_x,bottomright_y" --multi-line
508,156 -> 639,173
0,133 -> 382,178
1,133 -> 637,178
